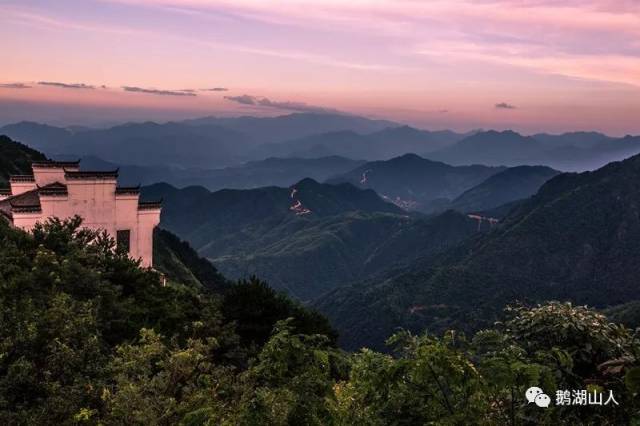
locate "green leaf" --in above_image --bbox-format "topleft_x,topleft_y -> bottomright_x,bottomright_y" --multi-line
625,367 -> 640,394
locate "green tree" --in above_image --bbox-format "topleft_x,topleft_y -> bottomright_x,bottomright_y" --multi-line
222,278 -> 338,352
4,215 -> 640,425
101,329 -> 236,425
334,331 -> 488,425
235,320 -> 339,426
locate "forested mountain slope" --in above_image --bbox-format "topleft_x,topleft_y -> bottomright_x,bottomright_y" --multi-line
0,135 -> 47,187
4,217 -> 640,424
213,210 -> 479,300
317,153 -> 640,349
327,153 -> 504,212
143,179 -> 481,300
153,227 -> 229,292
142,178 -> 402,245
449,165 -> 560,213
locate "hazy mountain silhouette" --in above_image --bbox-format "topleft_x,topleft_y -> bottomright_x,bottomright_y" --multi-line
0,121 -> 252,168
429,130 -> 640,171
0,122 -> 74,153
254,126 -> 468,160
4,117 -> 637,172
532,131 -> 613,149
80,155 -> 364,190
327,153 -> 504,212
367,125 -> 465,153
253,130 -> 370,159
0,113 -> 402,168
429,130 -> 541,166
181,112 -> 399,143
449,165 -> 560,213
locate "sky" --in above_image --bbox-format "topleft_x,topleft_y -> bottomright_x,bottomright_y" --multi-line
1,0 -> 639,135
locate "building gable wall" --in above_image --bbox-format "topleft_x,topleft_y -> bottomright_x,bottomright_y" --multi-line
9,163 -> 160,267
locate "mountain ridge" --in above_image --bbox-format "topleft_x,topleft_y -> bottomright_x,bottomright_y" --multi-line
428,129 -> 640,171
327,153 -> 505,212
315,152 -> 640,349
448,165 -> 561,213
141,178 -> 484,300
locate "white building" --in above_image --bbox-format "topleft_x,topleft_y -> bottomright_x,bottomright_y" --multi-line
0,160 -> 161,267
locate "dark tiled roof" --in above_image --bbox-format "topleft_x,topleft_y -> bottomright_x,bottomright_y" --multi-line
0,188 -> 11,196
32,160 -> 80,168
9,175 -> 35,182
138,200 -> 162,210
38,182 -> 68,196
116,185 -> 141,195
65,169 -> 119,179
0,183 -> 69,217
0,188 -> 42,218
8,190 -> 41,208
11,205 -> 42,213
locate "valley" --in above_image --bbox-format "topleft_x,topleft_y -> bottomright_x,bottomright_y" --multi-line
4,3 -> 640,422
3,112 -> 640,352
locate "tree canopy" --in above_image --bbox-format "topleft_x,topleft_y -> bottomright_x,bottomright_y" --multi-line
1,218 -> 639,424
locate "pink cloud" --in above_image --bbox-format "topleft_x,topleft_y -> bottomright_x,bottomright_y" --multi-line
2,0 -> 639,133
98,0 -> 640,86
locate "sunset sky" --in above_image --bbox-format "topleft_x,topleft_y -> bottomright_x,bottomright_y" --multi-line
1,0 -> 639,135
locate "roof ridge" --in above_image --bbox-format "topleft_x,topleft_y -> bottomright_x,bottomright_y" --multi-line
38,182 -> 67,188
32,160 -> 80,168
138,198 -> 162,210
64,168 -> 119,179
9,175 -> 35,182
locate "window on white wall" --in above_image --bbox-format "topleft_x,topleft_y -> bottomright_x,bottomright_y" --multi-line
116,229 -> 130,253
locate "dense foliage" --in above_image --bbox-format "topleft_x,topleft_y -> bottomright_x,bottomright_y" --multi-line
1,218 -> 639,424
0,217 -> 337,424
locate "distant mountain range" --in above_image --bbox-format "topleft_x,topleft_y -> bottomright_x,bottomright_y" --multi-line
0,121 -> 252,168
70,152 -> 567,217
316,152 -> 640,349
532,131 -> 614,149
251,126 -> 469,160
429,130 -> 640,171
80,155 -> 364,190
0,113 -> 399,168
2,114 -> 639,172
181,112 -> 399,143
327,153 -> 505,212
